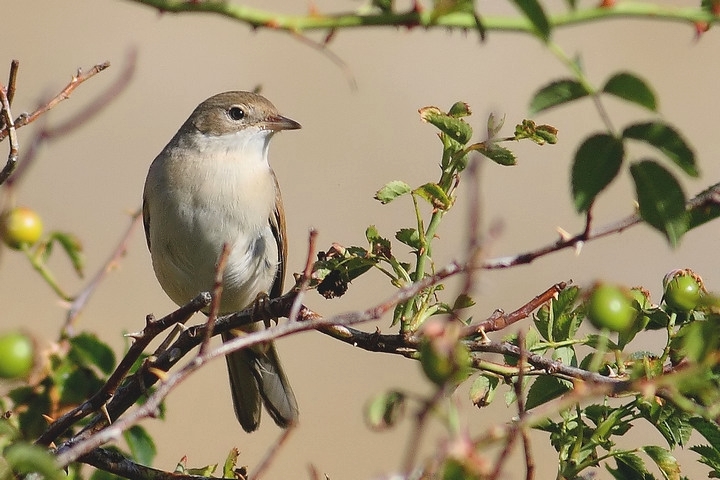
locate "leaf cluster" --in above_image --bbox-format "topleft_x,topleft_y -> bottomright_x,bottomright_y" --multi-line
310,102 -> 557,334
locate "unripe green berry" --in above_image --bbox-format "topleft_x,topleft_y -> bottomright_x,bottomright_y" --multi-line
0,331 -> 34,379
587,283 -> 637,332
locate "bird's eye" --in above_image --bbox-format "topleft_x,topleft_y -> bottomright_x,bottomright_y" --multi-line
228,106 -> 245,121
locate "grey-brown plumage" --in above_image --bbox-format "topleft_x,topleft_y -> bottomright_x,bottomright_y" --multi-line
143,91 -> 300,431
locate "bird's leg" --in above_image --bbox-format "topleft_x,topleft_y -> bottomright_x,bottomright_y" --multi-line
251,291 -> 278,328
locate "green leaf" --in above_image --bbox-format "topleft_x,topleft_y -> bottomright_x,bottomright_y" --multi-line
479,143 -> 517,166
69,332 -> 116,374
514,119 -> 558,145
364,390 -> 406,430
638,402 -> 693,448
395,228 -> 421,249
551,285 -> 582,341
452,293 -> 476,310
469,374 -> 500,407
623,122 -> 698,177
552,345 -> 577,367
4,442 -> 64,480
630,160 -> 688,247
690,444 -> 720,475
366,225 -> 392,258
375,180 -> 411,204
124,425 -> 157,466
571,134 -> 624,212
510,0 -> 551,41
223,448 -> 240,478
419,106 -> 473,144
603,72 -> 658,112
55,366 -> 103,405
530,79 -> 590,114
589,408 -> 626,445
585,334 -> 620,351
642,446 -> 680,480
51,232 -> 85,277
371,0 -> 392,13
610,452 -> 652,480
525,375 -> 571,410
413,183 -> 452,210
187,464 -> 218,476
448,101 -> 472,118
689,417 -> 720,450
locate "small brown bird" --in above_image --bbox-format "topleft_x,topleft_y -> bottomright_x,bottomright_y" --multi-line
142,91 -> 300,431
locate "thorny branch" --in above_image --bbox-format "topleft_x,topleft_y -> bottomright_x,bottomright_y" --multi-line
130,1 -> 720,34
36,292 -> 211,447
5,53 -> 135,190
50,259 -> 637,471
41,178 -> 720,475
482,180 -> 720,269
0,61 -> 111,143
81,447 -> 216,480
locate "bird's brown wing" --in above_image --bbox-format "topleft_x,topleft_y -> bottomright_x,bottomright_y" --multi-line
142,195 -> 152,251
269,169 -> 287,298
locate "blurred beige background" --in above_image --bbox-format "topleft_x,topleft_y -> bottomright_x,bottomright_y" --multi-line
2,1 -> 719,478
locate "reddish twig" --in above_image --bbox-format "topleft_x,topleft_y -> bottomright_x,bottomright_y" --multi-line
200,243 -> 231,356
0,61 -> 111,142
467,281 -> 567,335
289,228 -> 318,322
7,53 -> 135,189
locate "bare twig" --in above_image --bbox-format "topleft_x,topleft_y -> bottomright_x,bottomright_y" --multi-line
289,228 -> 318,322
483,181 -> 720,269
462,157 -> 483,301
200,243 -> 231,355
0,85 -> 19,185
290,32 -> 358,91
467,281 -> 567,335
0,61 -> 111,142
489,329 -> 526,480
53,258 -> 472,466
7,53 -> 135,189
250,426 -> 296,480
516,331 -> 534,480
36,292 -> 211,447
6,60 -> 19,106
401,388 -> 446,475
63,209 -> 143,335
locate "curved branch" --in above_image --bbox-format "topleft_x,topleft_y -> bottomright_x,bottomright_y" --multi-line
81,448 -> 215,480
129,1 -> 720,33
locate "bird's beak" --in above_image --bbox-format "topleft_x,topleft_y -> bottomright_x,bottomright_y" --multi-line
264,115 -> 302,131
